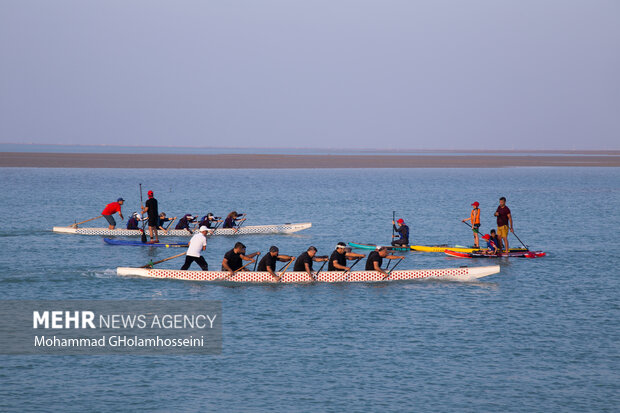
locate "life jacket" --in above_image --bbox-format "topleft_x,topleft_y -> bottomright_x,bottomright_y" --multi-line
471,208 -> 480,225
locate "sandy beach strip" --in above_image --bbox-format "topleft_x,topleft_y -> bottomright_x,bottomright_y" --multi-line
1,152 -> 620,168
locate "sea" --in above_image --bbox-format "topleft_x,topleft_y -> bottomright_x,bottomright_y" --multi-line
0,166 -> 618,412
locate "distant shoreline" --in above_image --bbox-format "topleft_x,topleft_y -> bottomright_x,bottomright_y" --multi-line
1,152 -> 620,168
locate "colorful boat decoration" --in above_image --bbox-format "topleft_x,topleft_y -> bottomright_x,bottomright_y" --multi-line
411,244 -> 529,253
52,222 -> 312,236
116,265 -> 500,283
445,250 -> 546,258
348,242 -> 411,252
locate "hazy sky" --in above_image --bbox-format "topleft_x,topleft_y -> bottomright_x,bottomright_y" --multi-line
1,1 -> 618,150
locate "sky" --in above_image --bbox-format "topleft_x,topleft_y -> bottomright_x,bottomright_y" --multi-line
0,0 -> 618,150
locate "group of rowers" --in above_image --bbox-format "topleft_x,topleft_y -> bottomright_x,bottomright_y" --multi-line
183,226 -> 405,281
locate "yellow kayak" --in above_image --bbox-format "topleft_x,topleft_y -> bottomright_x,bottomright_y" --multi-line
411,245 -> 529,253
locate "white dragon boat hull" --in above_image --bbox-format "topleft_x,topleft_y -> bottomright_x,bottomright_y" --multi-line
53,222 -> 311,236
116,265 -> 500,283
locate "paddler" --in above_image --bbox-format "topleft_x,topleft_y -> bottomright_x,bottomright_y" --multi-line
180,226 -> 212,270
293,246 -> 329,277
462,201 -> 481,248
126,212 -> 143,230
157,212 -> 176,234
101,197 -> 125,230
392,218 -> 410,247
365,246 -> 405,276
494,196 -> 514,252
221,242 -> 260,275
257,246 -> 295,281
328,242 -> 365,271
175,213 -> 197,235
141,190 -> 159,243
199,213 -> 222,229
223,211 -> 246,229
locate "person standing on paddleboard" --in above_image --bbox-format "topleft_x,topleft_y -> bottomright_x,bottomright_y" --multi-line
101,198 -> 124,230
392,218 -> 410,247
365,246 -> 405,276
494,196 -> 513,253
328,242 -> 365,271
180,226 -> 211,271
462,201 -> 481,248
141,190 -> 159,243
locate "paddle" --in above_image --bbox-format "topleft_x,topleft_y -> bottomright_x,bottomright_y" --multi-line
392,210 -> 395,241
141,251 -> 186,268
234,215 -> 247,233
512,231 -> 529,250
139,183 -> 147,243
314,259 -> 328,278
343,257 -> 363,281
71,215 -> 103,228
272,258 -> 294,282
383,257 -> 405,280
224,259 -> 256,280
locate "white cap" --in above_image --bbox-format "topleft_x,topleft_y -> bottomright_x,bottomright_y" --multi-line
199,226 -> 208,232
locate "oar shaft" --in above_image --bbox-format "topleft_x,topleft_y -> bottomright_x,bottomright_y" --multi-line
142,251 -> 186,268
72,215 -> 103,227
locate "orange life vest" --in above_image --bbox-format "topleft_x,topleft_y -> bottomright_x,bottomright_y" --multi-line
471,208 -> 480,225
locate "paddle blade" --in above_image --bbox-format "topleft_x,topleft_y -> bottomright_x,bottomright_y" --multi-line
140,229 -> 147,243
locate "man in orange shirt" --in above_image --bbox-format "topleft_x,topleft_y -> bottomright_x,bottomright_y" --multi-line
101,198 -> 125,230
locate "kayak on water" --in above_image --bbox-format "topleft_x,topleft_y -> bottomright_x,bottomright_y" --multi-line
104,238 -> 188,248
444,249 -> 546,258
348,242 -> 411,252
411,245 -> 529,253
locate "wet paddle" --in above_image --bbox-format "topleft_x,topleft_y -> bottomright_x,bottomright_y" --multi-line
141,251 -> 186,268
512,231 -> 529,250
392,210 -> 396,241
224,259 -> 256,280
383,257 -> 404,280
71,215 -> 103,228
343,257 -> 363,281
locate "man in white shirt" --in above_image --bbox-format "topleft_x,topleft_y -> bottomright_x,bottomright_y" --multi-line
180,226 -> 211,270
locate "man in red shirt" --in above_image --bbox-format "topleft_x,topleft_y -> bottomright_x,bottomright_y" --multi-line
101,198 -> 125,230
494,196 -> 513,252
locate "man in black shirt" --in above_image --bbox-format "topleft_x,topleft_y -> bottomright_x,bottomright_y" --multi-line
141,190 -> 159,243
294,246 -> 328,277
365,247 -> 405,277
221,242 -> 260,275
257,246 -> 295,281
328,242 -> 365,271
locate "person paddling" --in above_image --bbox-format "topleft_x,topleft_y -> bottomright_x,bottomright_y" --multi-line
328,242 -> 365,271
462,201 -> 481,248
180,226 -> 212,271
392,218 -> 410,247
141,190 -> 159,243
199,213 -> 222,229
223,211 -> 246,229
221,242 -> 260,275
101,198 -> 125,230
175,214 -> 197,235
126,212 -> 144,230
157,212 -> 176,234
257,246 -> 295,281
365,246 -> 405,276
494,196 -> 514,253
294,246 -> 328,277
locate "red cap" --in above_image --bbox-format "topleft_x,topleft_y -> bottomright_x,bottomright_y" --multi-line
147,190 -> 154,197
482,234 -> 490,240
471,201 -> 479,207
397,218 -> 404,224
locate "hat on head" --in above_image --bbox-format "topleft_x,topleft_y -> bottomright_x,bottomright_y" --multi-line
207,212 -> 214,218
397,218 -> 404,224
147,190 -> 154,197
117,197 -> 124,202
336,242 -> 347,249
482,234 -> 490,240
199,226 -> 208,232
471,201 -> 479,207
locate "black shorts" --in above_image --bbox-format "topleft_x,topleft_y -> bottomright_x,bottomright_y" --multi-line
103,215 -> 116,226
148,216 -> 158,227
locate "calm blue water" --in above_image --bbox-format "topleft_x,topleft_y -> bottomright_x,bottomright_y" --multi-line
1,167 -> 619,412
